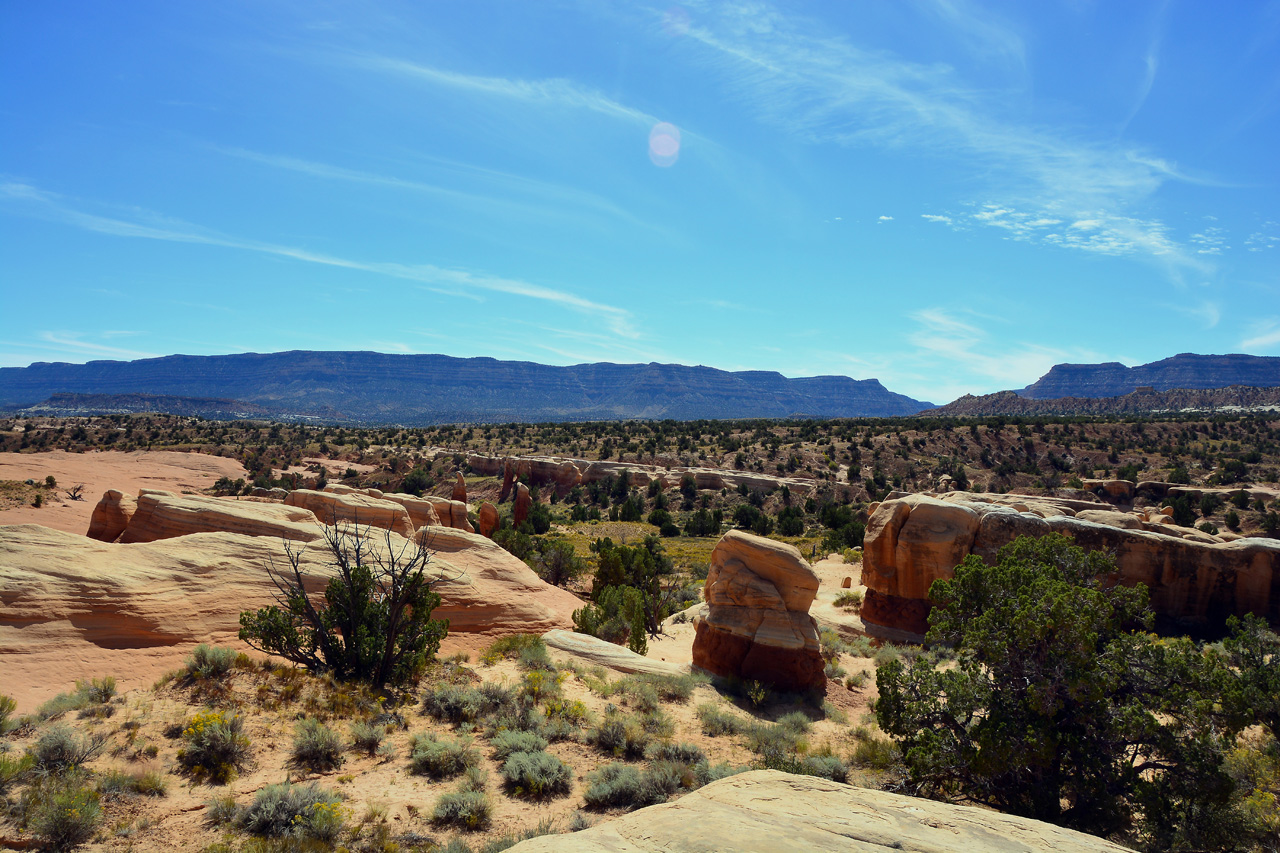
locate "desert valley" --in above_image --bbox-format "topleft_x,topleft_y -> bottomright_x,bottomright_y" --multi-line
2,356 -> 1280,852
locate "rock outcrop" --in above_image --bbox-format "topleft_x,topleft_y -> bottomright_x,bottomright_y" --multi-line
423,497 -> 474,533
284,489 -> 415,537
118,491 -> 322,544
378,493 -> 443,528
542,629 -> 687,676
506,770 -> 1133,853
513,483 -> 531,528
692,530 -> 824,692
415,526 -> 584,635
86,489 -> 137,542
862,492 -> 1280,637
451,472 -> 467,504
477,502 -> 498,537
1,522 -> 582,711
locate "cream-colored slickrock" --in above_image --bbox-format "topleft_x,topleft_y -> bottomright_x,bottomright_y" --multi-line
505,770 -> 1133,853
284,488 -> 415,537
415,526 -> 583,634
542,629 -> 687,675
1,522 -> 583,712
118,492 -> 322,543
379,492 -> 443,529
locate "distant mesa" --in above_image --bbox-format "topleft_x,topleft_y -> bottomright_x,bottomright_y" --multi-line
1020,353 -> 1280,399
0,351 -> 933,424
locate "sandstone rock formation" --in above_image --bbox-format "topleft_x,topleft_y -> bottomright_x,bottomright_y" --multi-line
506,770 -> 1132,853
478,501 -> 498,537
542,629 -> 687,676
513,483 -> 531,528
862,493 -> 1280,637
692,530 -> 824,692
1,522 -> 582,711
451,472 -> 467,504
284,489 -> 415,537
118,491 -> 321,544
415,526 -> 584,635
378,493 -> 442,528
86,489 -> 137,542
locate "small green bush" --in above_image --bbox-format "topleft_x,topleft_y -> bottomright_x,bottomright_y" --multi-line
582,762 -> 678,811
185,644 -> 238,679
0,753 -> 34,795
479,634 -> 545,666
500,750 -> 573,800
30,725 -> 106,773
76,676 -> 116,705
696,703 -> 746,737
833,589 -> 863,609
205,793 -> 239,825
237,781 -> 345,841
292,718 -> 344,771
431,790 -> 493,831
95,768 -> 167,797
798,754 -> 849,782
589,715 -> 650,759
25,773 -> 103,850
349,721 -> 385,756
409,733 -> 479,780
489,730 -> 548,762
648,742 -> 706,765
35,691 -> 90,720
0,693 -> 17,735
517,643 -> 555,672
519,669 -> 564,704
851,733 -> 899,770
423,682 -> 516,725
178,709 -> 251,784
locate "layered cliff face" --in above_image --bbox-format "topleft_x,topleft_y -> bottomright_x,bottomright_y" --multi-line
0,351 -> 932,423
860,493 -> 1280,638
929,385 -> 1280,416
1021,353 -> 1280,399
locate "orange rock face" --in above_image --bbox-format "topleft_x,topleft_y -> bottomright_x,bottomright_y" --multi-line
478,501 -> 499,537
86,489 -> 137,542
513,483 -> 532,528
861,492 -> 1280,638
452,472 -> 467,504
692,530 -> 825,692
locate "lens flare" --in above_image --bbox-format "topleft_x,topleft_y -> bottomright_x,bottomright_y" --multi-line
649,122 -> 681,167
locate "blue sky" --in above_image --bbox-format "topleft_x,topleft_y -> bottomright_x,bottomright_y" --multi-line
2,1 -> 1278,404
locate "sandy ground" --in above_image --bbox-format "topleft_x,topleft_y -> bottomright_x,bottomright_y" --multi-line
0,450 -> 249,535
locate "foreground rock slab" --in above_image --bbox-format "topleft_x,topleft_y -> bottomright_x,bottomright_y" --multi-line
506,770 -> 1132,853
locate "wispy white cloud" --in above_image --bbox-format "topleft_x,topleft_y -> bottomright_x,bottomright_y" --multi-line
878,215 -> 894,222
919,0 -> 1027,68
216,146 -> 643,228
344,53 -> 657,126
677,1 -> 1211,280
0,331 -> 162,362
1,181 -> 636,337
921,213 -> 953,225
1241,319 -> 1280,351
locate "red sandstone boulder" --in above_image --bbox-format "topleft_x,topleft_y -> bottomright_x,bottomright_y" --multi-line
478,501 -> 498,537
514,483 -> 531,528
452,472 -> 467,504
692,530 -> 825,692
86,489 -> 137,542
